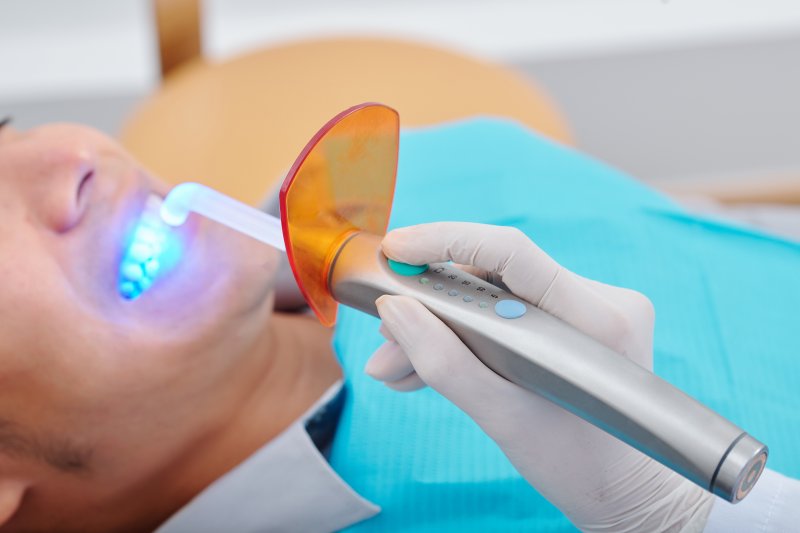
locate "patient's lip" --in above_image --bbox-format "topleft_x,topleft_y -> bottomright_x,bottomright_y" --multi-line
110,169 -> 172,245
109,178 -> 200,301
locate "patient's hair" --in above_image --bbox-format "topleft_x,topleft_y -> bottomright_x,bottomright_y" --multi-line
0,418 -> 93,474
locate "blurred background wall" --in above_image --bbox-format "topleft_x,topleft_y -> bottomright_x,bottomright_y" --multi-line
1,0 -> 799,187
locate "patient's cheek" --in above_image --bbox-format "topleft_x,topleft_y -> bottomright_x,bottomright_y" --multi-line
126,245 -> 278,357
215,236 -> 280,308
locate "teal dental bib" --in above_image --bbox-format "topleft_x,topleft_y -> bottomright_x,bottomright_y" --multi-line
328,119 -> 800,532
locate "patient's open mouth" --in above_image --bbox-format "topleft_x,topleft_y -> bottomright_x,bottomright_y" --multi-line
118,194 -> 176,300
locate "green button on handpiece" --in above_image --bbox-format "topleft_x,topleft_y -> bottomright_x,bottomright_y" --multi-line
387,258 -> 428,276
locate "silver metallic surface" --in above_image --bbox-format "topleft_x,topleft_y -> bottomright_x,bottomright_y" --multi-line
328,232 -> 768,502
713,435 -> 768,502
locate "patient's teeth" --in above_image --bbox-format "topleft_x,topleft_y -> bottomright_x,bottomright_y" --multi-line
120,281 -> 138,299
136,227 -> 159,244
118,194 -> 174,300
128,243 -> 153,263
144,259 -> 160,277
121,262 -> 144,282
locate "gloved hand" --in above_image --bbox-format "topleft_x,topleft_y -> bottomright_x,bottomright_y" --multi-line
366,222 -> 715,533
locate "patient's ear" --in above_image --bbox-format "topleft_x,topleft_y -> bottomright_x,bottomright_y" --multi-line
0,479 -> 27,525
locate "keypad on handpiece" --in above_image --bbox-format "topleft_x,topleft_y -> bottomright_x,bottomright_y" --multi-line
410,266 -> 526,319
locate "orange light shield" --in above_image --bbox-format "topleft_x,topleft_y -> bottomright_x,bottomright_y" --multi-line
280,103 -> 400,326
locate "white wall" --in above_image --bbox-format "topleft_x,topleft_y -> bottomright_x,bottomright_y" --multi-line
1,0 -> 798,183
2,0 -> 800,102
204,0 -> 800,62
0,0 -> 158,102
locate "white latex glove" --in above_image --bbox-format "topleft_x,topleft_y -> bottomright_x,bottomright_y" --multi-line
366,222 -> 715,533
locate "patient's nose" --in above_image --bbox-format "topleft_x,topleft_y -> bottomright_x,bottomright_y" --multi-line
6,128 -> 96,232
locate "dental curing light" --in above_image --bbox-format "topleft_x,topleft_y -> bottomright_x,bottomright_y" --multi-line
165,103 -> 769,503
161,182 -> 285,252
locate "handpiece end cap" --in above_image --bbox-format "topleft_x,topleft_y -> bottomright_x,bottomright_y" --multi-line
712,434 -> 768,503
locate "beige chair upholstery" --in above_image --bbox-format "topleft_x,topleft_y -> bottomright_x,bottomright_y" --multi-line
121,6 -> 572,205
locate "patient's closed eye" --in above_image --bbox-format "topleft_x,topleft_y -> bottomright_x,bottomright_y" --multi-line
0,117 -> 11,142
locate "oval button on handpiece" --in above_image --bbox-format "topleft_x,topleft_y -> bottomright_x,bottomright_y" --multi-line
495,299 -> 527,319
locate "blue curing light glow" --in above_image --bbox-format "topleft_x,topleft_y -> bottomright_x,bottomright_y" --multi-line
118,195 -> 183,300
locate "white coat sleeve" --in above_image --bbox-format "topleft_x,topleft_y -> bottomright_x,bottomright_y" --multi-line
704,468 -> 800,532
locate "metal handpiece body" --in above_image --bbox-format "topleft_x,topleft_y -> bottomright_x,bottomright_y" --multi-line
329,232 -> 768,503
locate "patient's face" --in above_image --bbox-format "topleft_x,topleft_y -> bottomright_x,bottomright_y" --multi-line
0,123 -> 279,529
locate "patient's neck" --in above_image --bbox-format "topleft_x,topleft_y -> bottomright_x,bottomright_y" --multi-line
233,310 -> 343,442
145,310 -> 342,531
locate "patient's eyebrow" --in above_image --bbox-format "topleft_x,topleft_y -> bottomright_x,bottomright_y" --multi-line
0,417 -> 93,474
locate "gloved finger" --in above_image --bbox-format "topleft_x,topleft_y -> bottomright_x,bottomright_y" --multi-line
378,322 -> 396,342
571,276 -> 655,365
452,263 -> 508,291
383,223 -> 642,355
535,269 -> 655,364
536,270 -> 640,357
384,372 -> 426,392
450,233 -> 640,356
365,341 -> 416,382
382,222 -> 560,305
376,294 -> 527,424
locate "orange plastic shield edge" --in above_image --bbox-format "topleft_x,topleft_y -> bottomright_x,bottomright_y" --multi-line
280,103 -> 400,326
